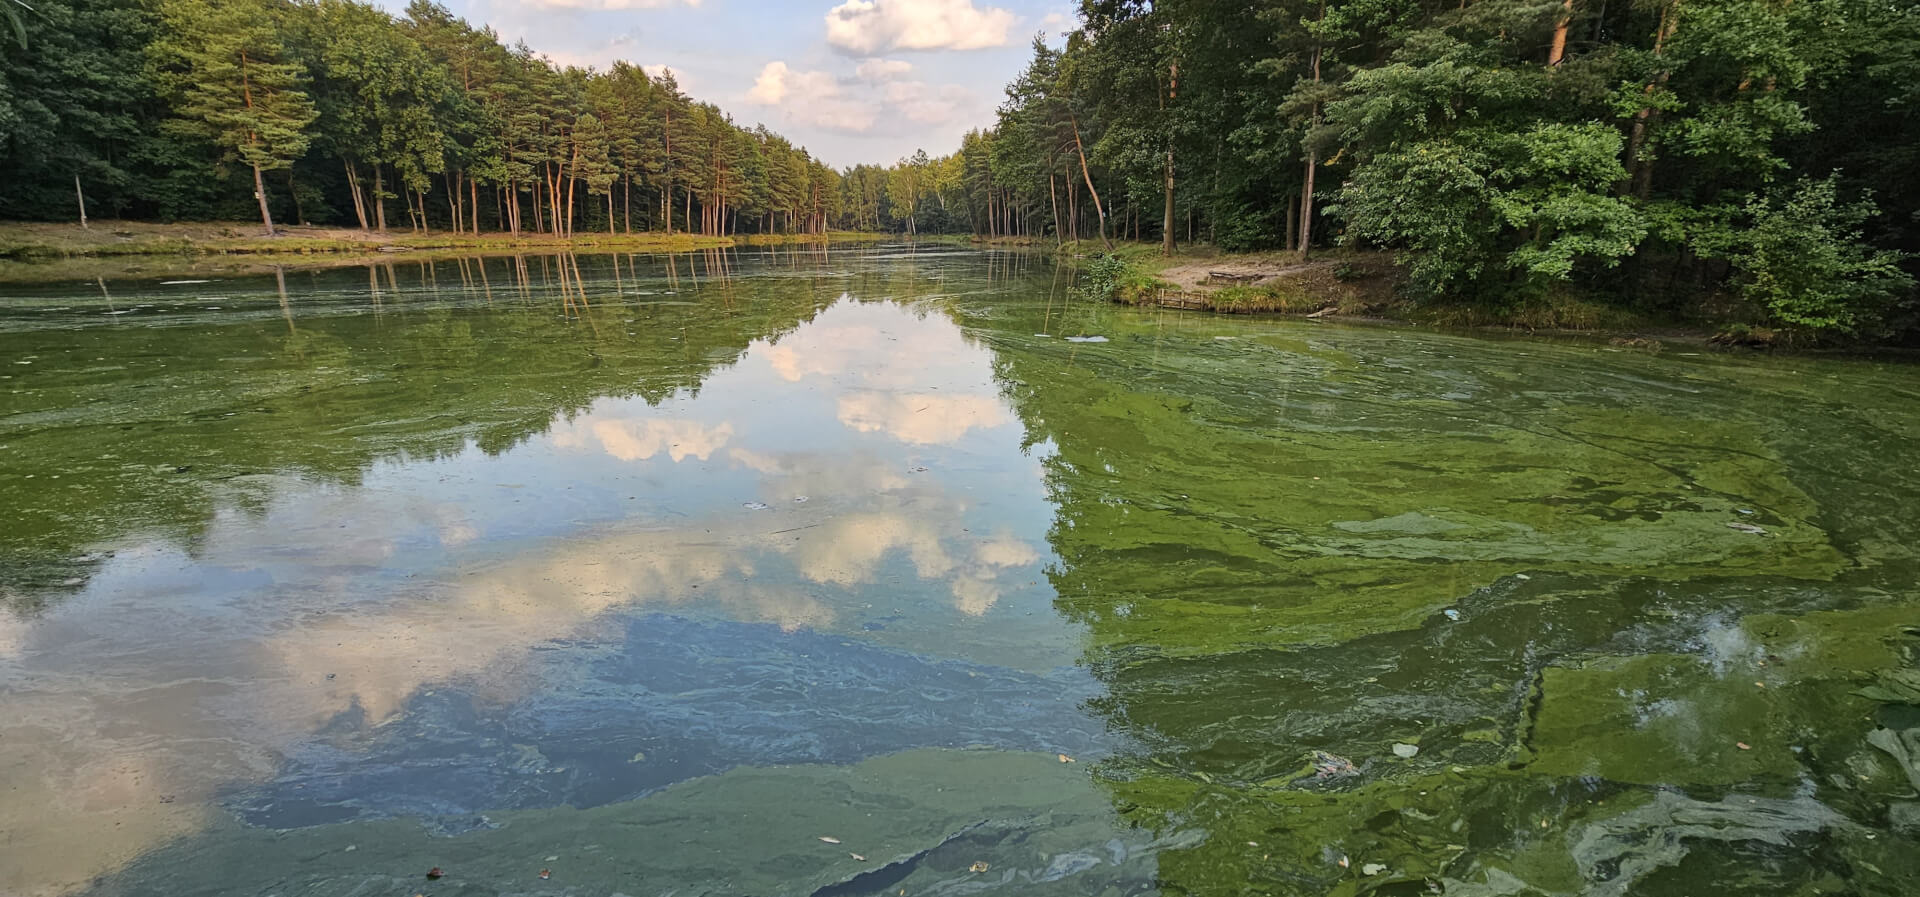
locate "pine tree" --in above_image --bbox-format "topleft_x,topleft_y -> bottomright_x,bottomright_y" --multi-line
148,0 -> 316,235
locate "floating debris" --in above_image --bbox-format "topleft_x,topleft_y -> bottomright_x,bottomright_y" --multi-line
538,869 -> 551,880
1313,751 -> 1358,779
426,867 -> 444,880
1058,753 -> 1076,763
968,861 -> 991,873
1443,609 -> 1461,622
743,501 -> 771,511
819,836 -> 842,844
1727,522 -> 1768,535
1065,335 -> 1109,343
1362,863 -> 1389,876
850,853 -> 867,861
908,466 -> 929,473
793,496 -> 809,503
160,280 -> 211,285
1392,743 -> 1419,759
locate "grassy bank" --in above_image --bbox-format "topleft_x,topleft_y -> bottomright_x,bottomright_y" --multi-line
0,220 -> 884,260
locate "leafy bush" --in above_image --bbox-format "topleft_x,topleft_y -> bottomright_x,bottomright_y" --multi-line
1072,253 -> 1131,302
1328,120 -> 1645,304
1725,178 -> 1914,335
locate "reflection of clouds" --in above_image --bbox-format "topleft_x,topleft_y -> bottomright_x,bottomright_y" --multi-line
837,392 -> 1012,445
553,416 -> 734,462
0,299 -> 1058,896
728,447 -> 910,498
755,304 -> 994,390
780,510 -> 957,586
950,575 -> 1001,616
763,324 -> 887,382
273,527 -> 833,728
975,532 -> 1041,569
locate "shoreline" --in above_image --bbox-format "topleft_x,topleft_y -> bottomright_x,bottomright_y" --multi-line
0,220 -> 883,261
961,236 -> 1830,352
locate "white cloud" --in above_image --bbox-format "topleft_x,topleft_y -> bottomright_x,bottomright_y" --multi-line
745,61 -> 879,133
856,58 -> 914,81
881,80 -> 973,125
825,0 -> 1017,55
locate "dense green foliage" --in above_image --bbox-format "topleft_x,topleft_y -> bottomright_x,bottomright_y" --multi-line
917,0 -> 1919,337
0,0 -> 846,237
5,0 -> 1918,334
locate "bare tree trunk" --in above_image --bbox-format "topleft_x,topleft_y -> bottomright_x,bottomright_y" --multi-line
374,166 -> 388,232
1299,30 -> 1322,257
345,161 -> 368,231
1052,168 -> 1067,245
1069,114 -> 1113,250
444,173 -> 460,234
1549,0 -> 1574,65
1163,150 -> 1176,254
75,173 -> 89,230
252,163 -> 275,236
1163,60 -> 1178,255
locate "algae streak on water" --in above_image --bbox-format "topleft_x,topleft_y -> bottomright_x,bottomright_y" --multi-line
0,246 -> 1916,897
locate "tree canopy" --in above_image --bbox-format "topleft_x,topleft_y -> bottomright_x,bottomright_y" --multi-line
3,0 -> 1915,335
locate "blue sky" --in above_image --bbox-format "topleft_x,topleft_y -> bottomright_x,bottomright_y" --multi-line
377,0 -> 1077,169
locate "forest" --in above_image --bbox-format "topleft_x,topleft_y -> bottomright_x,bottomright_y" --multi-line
0,0 -> 849,238
925,0 -> 1920,337
2,0 -> 1917,335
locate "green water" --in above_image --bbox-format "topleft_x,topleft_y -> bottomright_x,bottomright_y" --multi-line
0,246 -> 1915,896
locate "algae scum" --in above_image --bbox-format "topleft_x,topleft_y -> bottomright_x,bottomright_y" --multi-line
0,246 -> 1915,896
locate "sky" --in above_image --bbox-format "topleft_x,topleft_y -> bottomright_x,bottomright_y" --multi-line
372,0 -> 1078,169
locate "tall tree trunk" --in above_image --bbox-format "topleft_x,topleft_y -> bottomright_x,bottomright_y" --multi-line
75,173 -> 89,230
471,179 -> 481,235
1163,150 -> 1176,254
1549,0 -> 1574,66
345,161 -> 368,231
1299,22 -> 1323,257
1164,60 -> 1178,254
374,166 -> 388,232
287,170 -> 305,225
444,173 -> 460,235
607,191 -> 616,236
1069,114 -> 1113,250
252,162 -> 275,236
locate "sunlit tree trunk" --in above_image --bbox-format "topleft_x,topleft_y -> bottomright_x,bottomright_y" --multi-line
1549,0 -> 1574,65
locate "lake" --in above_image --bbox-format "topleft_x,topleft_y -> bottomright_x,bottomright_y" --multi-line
1,245 -> 1916,896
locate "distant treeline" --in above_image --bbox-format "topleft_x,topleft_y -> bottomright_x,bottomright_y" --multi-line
915,0 -> 1920,336
0,0 -> 931,239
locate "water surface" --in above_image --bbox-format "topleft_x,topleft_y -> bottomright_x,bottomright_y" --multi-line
1,246 -> 1916,896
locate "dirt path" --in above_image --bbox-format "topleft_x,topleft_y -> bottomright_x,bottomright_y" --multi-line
1156,253 -> 1319,293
